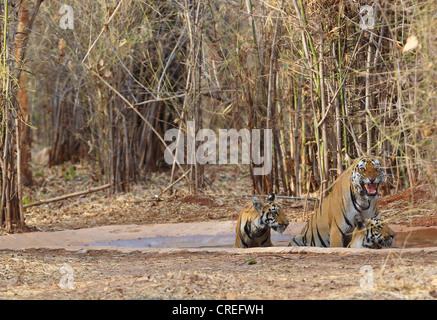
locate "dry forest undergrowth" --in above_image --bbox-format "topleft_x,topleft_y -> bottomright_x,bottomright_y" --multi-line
0,159 -> 436,300
15,158 -> 437,233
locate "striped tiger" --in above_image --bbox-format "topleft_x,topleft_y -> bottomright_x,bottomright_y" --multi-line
235,193 -> 289,248
289,154 -> 386,248
348,215 -> 395,249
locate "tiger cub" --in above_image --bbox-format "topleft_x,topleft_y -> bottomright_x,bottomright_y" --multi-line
235,193 -> 289,248
348,215 -> 395,249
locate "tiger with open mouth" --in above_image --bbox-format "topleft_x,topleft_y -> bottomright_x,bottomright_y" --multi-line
289,154 -> 386,248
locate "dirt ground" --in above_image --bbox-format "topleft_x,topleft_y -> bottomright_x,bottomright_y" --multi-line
1,248 -> 436,300
0,162 -> 436,300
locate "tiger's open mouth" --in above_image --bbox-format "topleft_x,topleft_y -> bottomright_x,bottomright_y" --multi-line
364,183 -> 379,196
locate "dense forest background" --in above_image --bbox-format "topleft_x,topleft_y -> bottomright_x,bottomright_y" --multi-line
1,0 -> 436,231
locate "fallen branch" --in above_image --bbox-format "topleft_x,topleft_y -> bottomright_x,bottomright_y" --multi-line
159,168 -> 192,196
23,184 -> 112,209
241,194 -> 319,201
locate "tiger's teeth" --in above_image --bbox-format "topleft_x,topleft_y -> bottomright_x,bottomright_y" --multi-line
365,183 -> 378,194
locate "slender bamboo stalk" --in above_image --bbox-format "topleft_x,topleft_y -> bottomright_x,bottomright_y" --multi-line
294,80 -> 301,196
365,29 -> 375,152
15,119 -> 25,229
1,0 -> 10,229
319,35 -> 328,191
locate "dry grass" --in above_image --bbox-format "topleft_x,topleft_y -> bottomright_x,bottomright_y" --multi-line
373,251 -> 437,299
9,158 -> 433,234
27,0 -> 437,196
0,249 -> 436,299
1,0 -> 435,231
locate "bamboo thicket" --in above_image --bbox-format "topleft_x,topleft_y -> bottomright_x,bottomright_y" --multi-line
22,0 -> 436,199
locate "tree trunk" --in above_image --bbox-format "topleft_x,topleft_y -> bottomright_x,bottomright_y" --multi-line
14,0 -> 34,186
0,0 -> 43,232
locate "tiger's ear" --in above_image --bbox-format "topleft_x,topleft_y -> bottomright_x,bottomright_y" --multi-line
267,193 -> 275,202
252,196 -> 263,212
345,152 -> 355,165
354,215 -> 366,230
375,150 -> 384,163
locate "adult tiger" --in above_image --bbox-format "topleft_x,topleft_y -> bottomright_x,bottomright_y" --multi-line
289,154 -> 386,247
235,193 -> 289,248
348,215 -> 395,249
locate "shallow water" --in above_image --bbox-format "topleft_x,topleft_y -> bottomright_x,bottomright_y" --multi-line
88,228 -> 437,249
392,228 -> 437,248
89,233 -> 292,248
